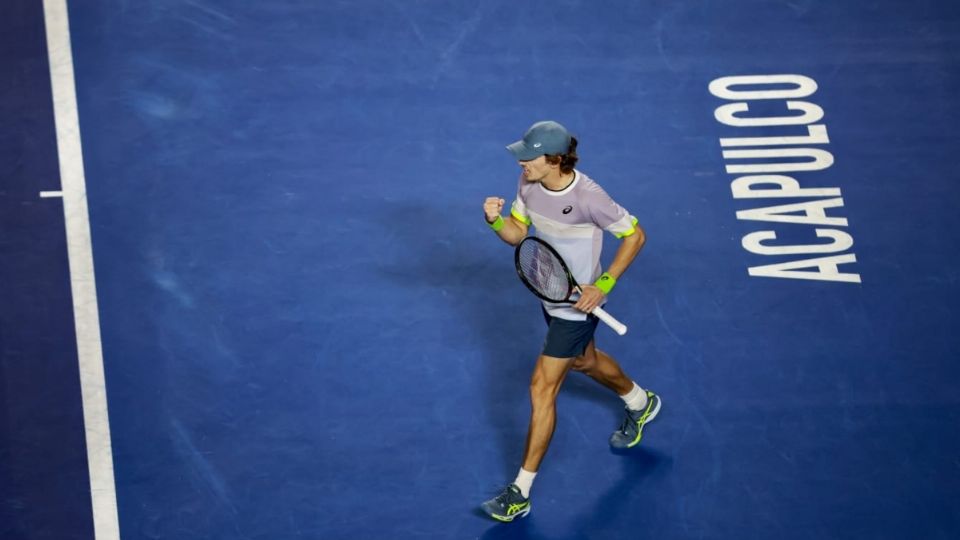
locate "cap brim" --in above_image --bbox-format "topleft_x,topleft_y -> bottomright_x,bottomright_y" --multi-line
506,141 -> 542,161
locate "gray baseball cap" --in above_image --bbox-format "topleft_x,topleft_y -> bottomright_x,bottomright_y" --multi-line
506,120 -> 572,161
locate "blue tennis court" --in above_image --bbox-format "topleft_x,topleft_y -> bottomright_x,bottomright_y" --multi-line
3,1 -> 959,538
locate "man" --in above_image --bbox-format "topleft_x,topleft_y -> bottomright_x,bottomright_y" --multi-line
480,120 -> 661,522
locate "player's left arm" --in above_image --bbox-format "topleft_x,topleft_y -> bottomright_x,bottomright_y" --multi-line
574,226 -> 645,313
602,226 -> 646,279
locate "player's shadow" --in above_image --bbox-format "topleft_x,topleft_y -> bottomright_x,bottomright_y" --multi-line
373,201 -> 535,478
477,447 -> 673,539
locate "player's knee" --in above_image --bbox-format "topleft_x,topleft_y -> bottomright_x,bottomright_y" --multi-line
571,356 -> 593,373
529,373 -> 559,404
528,376 -> 551,398
572,349 -> 597,373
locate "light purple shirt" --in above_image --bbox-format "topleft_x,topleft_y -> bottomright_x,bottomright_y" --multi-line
511,170 -> 637,320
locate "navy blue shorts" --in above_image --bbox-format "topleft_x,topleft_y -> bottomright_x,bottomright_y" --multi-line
541,307 -> 600,358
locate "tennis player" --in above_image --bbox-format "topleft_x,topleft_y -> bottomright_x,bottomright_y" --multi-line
480,120 -> 661,522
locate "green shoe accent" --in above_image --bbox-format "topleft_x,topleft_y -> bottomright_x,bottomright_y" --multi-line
609,390 -> 661,449
480,484 -> 531,522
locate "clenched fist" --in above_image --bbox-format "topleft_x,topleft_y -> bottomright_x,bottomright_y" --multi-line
483,197 -> 505,224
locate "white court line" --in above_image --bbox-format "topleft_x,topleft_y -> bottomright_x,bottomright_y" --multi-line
40,190 -> 64,198
42,2 -> 121,539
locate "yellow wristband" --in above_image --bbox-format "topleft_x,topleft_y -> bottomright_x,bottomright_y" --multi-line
594,272 -> 616,295
488,215 -> 505,232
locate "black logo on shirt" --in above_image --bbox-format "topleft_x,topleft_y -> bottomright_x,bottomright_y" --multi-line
562,205 -> 573,214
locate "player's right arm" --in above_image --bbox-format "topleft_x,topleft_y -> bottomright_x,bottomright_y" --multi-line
483,196 -> 527,246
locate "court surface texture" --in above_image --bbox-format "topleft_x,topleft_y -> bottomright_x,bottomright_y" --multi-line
2,1 -> 959,539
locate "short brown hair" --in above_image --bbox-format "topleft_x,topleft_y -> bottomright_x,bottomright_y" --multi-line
544,136 -> 579,174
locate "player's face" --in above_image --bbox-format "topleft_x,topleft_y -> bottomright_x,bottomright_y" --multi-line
519,156 -> 551,182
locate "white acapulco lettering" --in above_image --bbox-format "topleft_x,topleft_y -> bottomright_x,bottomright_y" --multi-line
709,74 -> 861,284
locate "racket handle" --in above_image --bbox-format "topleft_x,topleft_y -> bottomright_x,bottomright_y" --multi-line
592,306 -> 628,336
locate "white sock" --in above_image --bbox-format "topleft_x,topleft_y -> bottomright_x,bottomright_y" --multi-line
513,468 -> 537,498
621,382 -> 648,411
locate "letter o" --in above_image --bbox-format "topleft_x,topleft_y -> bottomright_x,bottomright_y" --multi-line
709,74 -> 817,100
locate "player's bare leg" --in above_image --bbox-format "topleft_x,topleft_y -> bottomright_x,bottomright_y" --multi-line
481,354 -> 572,522
570,340 -> 633,394
521,354 -> 574,472
572,340 -> 662,449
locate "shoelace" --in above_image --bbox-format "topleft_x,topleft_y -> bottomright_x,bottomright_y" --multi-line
496,486 -> 519,507
618,410 -> 638,435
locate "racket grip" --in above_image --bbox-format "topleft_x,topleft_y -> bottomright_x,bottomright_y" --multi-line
592,306 -> 628,335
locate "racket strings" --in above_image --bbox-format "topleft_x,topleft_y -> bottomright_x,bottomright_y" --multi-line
517,241 -> 571,301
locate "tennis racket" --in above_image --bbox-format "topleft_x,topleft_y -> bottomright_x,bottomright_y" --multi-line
514,236 -> 628,336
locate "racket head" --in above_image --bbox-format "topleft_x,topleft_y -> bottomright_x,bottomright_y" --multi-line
514,236 -> 577,303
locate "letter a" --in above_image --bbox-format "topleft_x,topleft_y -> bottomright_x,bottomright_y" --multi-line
748,254 -> 861,283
